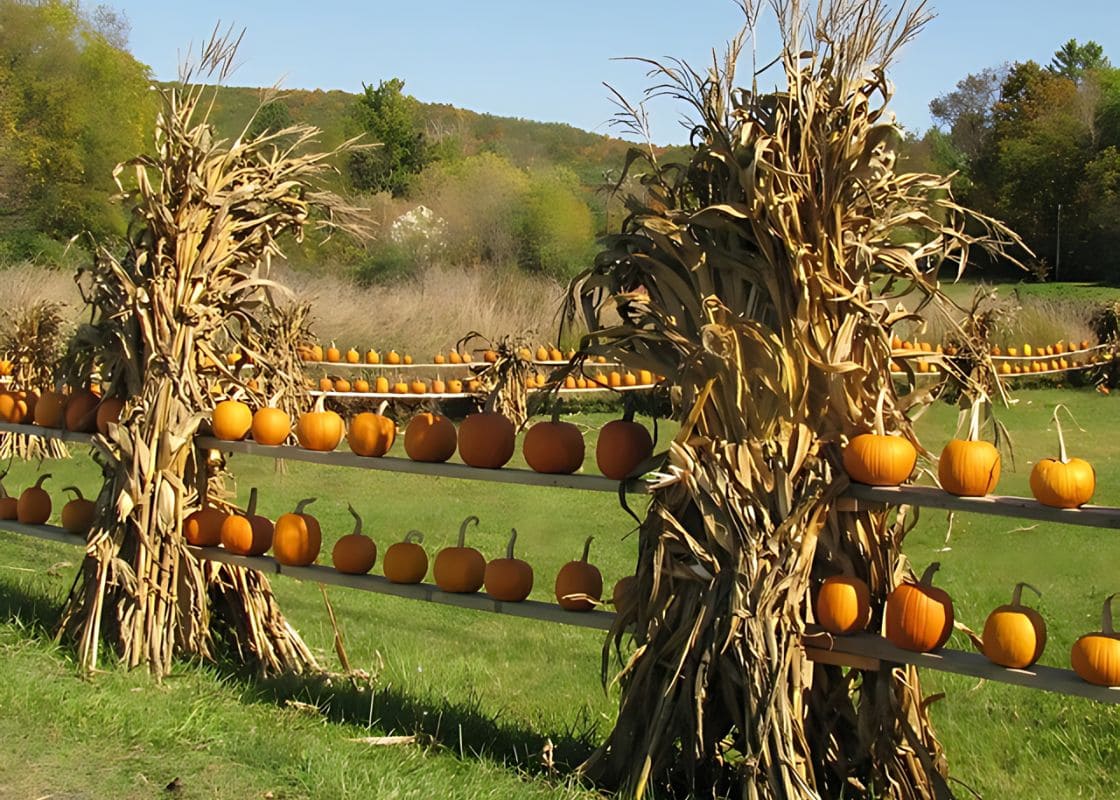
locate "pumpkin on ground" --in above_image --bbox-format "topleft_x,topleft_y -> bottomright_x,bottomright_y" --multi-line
220,488 -> 273,556
842,431 -> 916,487
0,480 -> 17,520
1072,593 -> 1120,686
33,390 -> 66,428
555,536 -> 603,611
595,409 -> 653,480
212,399 -> 253,441
251,407 -> 290,446
982,582 -> 1046,669
484,528 -> 534,602
184,503 -> 228,547
523,410 -> 585,475
96,397 -> 125,435
60,486 -> 96,535
383,530 -> 428,584
16,474 -> 52,524
296,396 -> 344,452
64,389 -> 100,433
815,575 -> 872,635
885,562 -> 954,652
458,412 -> 515,469
404,412 -> 457,463
1030,404 -> 1095,508
433,515 -> 485,593
348,402 -> 396,458
938,400 -> 1000,496
332,504 -> 378,575
272,498 -> 321,566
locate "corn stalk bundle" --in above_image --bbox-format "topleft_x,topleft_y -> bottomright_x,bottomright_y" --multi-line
459,332 -> 534,427
0,301 -> 70,459
57,32 -> 368,678
571,2 -> 1023,797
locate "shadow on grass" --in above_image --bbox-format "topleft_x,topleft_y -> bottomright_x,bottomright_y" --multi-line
0,567 -> 66,635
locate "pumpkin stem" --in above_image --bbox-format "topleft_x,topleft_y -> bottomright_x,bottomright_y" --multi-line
62,485 -> 85,501
294,497 -> 317,515
247,487 -> 259,516
312,394 -> 327,414
918,561 -> 940,586
1101,593 -> 1119,636
347,503 -> 363,536
579,535 -> 594,563
506,528 -> 518,559
32,473 -> 51,490
1050,404 -> 1086,465
1010,582 -> 1042,607
622,405 -> 636,424
404,530 -> 425,545
873,386 -> 887,436
376,400 -> 389,417
457,515 -> 479,547
966,398 -> 983,442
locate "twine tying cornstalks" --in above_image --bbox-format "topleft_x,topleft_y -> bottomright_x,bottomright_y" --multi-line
57,30 -> 368,678
570,2 -> 1024,797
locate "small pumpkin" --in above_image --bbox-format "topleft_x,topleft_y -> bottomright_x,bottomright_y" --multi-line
555,536 -> 603,611
447,378 -> 464,394
345,347 -> 360,364
273,498 -> 321,567
354,378 -> 370,393
16,474 -> 52,524
386,349 -> 402,365
332,504 -> 378,575
535,345 -> 549,361
184,503 -> 228,547
365,348 -> 380,364
612,575 -> 638,615
1030,404 -> 1095,508
982,582 -> 1046,669
64,389 -> 100,432
0,480 -> 17,520
325,343 -> 341,362
842,401 -> 917,488
404,412 -> 457,463
220,487 -> 273,556
33,390 -> 66,428
1072,593 -> 1120,686
484,528 -> 534,602
334,378 -> 352,393
815,575 -> 872,636
459,412 -> 515,469
0,391 -> 29,423
296,395 -> 344,452
938,400 -> 1000,496
96,397 -> 125,435
60,486 -> 96,535
348,401 -> 396,457
409,378 -> 427,394
885,562 -> 954,653
523,409 -> 585,475
212,399 -> 253,441
433,515 -> 486,593
431,377 -> 446,394
595,409 -> 653,480
375,376 -> 390,393
383,530 -> 428,584
251,407 -> 291,446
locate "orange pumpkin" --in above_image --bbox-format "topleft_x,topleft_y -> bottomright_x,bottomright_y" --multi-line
272,498 -> 321,567
815,575 -> 872,636
96,397 -> 125,436
0,391 -> 29,423
612,575 -> 638,615
458,412 -> 515,469
595,410 -> 653,479
212,399 -> 253,441
60,486 -> 96,535
332,504 -> 378,575
1072,594 -> 1120,686
345,347 -> 360,364
64,389 -> 100,433
16,474 -> 51,524
220,487 -> 273,556
484,528 -> 534,602
523,410 -> 584,474
404,412 -> 457,462
383,530 -> 428,584
354,378 -> 370,393
33,390 -> 66,428
0,480 -> 17,520
885,562 -> 954,653
1030,404 -> 1095,508
325,343 -> 341,363
842,433 -> 916,486
251,407 -> 291,446
433,515 -> 485,593
296,396 -> 344,452
375,376 -> 390,393
555,536 -> 603,612
184,503 -> 228,547
938,401 -> 1000,496
982,582 -> 1047,669
348,402 -> 396,457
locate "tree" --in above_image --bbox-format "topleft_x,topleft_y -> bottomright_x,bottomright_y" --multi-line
347,78 -> 430,196
247,99 -> 294,141
1049,39 -> 1110,84
928,66 -> 1006,166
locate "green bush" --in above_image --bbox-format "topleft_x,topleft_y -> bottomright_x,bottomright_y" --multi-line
517,167 -> 595,279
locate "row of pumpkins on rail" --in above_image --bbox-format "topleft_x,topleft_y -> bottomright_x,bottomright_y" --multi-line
312,368 -> 660,394
817,565 -> 1120,688
297,343 -> 598,366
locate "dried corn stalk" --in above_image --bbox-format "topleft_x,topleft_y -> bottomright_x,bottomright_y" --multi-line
0,301 -> 70,459
57,31 -> 368,678
572,2 -> 1023,797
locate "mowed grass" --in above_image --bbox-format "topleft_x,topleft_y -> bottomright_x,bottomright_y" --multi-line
0,390 -> 1118,798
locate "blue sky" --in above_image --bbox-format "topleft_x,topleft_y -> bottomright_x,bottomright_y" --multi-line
111,1 -> 1120,144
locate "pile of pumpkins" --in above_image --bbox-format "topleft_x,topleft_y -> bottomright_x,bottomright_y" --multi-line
842,403 -> 1096,510
0,474 -> 97,535
0,386 -> 123,434
211,399 -> 656,481
815,567 -> 1120,687
188,501 -> 624,612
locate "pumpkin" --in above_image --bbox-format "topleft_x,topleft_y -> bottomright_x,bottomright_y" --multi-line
332,504 -> 377,575
325,343 -> 341,362
16,474 -> 52,524
273,498 -> 321,566
535,345 -> 549,361
0,480 -> 17,519
296,395 -> 344,452
0,391 -> 31,423
354,378 -> 370,393
483,350 -> 498,363
392,381 -> 409,394
458,412 -> 515,469
484,528 -> 534,602
622,371 -> 638,387
345,347 -> 360,364
885,562 -> 954,652
596,410 -> 653,479
612,575 -> 638,615
447,378 -> 464,394
434,515 -> 486,593
334,378 -> 352,393
1030,404 -> 1095,508
434,353 -> 446,364
404,412 -> 457,462
842,431 -> 916,487
409,378 -> 427,394
348,401 -> 396,457
982,582 -> 1046,669
1072,594 -> 1120,686
403,354 -> 414,365
555,536 -> 603,611
212,399 -> 253,441
383,530 -> 428,584
251,407 -> 291,446
365,348 -> 380,364
449,350 -> 464,364
375,376 -> 390,393
386,349 -> 402,365
60,486 -> 96,535
220,487 -> 273,556
64,389 -> 100,432
523,410 -> 585,474
33,390 -> 66,428
184,503 -> 227,547
96,397 -> 125,435
938,401 -> 1000,496
431,378 -> 446,394
318,377 -> 333,392
549,347 -> 563,361
815,575 -> 872,636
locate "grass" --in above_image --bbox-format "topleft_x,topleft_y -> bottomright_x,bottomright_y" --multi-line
0,390 -> 1118,798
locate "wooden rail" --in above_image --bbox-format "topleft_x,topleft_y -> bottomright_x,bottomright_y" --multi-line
0,422 -> 94,445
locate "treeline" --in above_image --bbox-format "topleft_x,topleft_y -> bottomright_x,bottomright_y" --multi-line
906,40 -> 1120,281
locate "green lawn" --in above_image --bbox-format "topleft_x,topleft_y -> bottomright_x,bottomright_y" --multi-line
1,390 -> 1119,798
